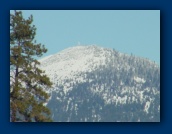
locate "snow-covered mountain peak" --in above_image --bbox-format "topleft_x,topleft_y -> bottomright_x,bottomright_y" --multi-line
38,45 -> 160,122
39,45 -> 112,89
40,45 -> 106,63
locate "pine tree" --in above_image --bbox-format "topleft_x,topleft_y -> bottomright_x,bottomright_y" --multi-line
10,10 -> 53,122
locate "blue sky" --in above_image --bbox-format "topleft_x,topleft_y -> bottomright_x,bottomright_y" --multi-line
11,10 -> 160,64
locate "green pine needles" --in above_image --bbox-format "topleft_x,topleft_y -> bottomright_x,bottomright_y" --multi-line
10,10 -> 53,122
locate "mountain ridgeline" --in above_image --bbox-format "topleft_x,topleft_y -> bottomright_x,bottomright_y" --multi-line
39,45 -> 160,122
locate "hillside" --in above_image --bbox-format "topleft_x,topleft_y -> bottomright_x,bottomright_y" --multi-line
39,45 -> 160,122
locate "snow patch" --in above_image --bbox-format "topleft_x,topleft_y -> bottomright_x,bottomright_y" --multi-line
134,76 -> 146,83
144,101 -> 151,114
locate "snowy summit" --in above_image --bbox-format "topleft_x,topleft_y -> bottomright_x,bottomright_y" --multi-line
38,45 -> 160,122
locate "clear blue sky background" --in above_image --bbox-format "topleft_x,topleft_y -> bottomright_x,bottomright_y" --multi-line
11,10 -> 160,65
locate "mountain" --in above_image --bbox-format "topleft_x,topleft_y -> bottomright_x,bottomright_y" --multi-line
39,45 -> 160,122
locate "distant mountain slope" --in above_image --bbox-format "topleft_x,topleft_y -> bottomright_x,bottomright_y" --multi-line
39,45 -> 160,122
